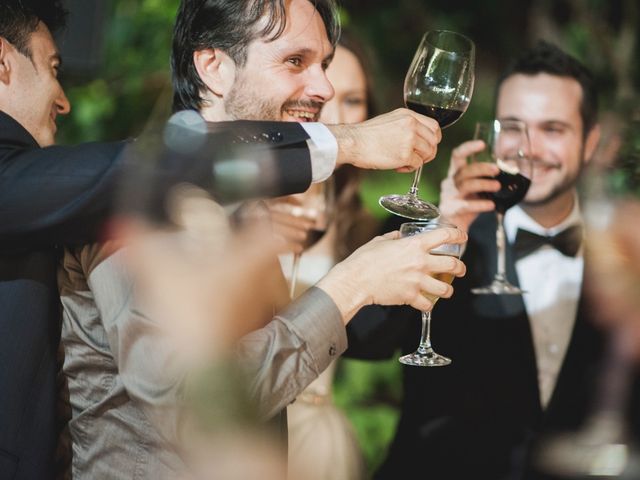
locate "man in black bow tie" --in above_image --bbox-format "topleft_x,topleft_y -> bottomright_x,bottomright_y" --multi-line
437,41 -> 600,426
346,42 -> 640,480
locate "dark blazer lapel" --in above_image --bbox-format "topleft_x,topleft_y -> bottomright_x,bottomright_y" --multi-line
467,213 -> 542,414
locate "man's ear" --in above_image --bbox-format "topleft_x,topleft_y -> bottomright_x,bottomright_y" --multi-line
193,48 -> 236,98
0,38 -> 12,85
584,123 -> 601,164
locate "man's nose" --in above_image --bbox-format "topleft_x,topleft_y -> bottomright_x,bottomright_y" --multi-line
305,66 -> 334,103
527,130 -> 543,160
56,89 -> 71,115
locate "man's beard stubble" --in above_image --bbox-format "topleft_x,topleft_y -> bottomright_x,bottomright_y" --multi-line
224,74 -> 324,122
225,75 -> 281,121
522,146 -> 587,208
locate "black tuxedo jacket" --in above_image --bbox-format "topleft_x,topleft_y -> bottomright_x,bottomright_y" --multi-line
347,213 -> 640,480
0,111 -> 315,479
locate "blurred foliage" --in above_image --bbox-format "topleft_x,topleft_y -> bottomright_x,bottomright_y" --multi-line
333,358 -> 403,473
57,0 -> 180,144
55,0 -> 638,475
607,110 -> 640,198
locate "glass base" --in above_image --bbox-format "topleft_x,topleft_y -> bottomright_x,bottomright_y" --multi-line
399,348 -> 451,367
472,279 -> 526,295
379,194 -> 440,220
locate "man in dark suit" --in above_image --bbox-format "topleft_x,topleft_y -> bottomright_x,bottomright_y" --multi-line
347,42 -> 640,479
0,1 -> 453,478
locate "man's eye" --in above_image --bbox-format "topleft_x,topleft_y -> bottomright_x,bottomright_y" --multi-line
287,57 -> 302,67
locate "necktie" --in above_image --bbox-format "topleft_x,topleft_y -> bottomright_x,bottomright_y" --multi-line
513,225 -> 583,261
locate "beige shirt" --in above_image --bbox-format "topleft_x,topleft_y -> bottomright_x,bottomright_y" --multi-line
504,202 -> 583,408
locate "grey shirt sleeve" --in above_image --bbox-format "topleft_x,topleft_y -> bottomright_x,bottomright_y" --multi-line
236,286 -> 348,420
85,247 -> 347,432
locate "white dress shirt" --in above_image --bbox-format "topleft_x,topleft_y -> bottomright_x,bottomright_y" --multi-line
503,201 -> 584,408
301,123 -> 338,183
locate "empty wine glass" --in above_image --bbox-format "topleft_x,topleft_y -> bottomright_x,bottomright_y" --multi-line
379,30 -> 475,221
471,119 -> 532,295
398,221 -> 462,367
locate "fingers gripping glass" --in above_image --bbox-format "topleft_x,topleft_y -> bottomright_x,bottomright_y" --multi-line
471,119 -> 532,295
379,30 -> 475,221
399,221 -> 462,367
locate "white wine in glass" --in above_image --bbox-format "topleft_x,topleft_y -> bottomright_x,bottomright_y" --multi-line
398,221 -> 462,367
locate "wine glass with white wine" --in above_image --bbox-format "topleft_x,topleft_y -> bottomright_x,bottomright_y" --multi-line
398,220 -> 462,367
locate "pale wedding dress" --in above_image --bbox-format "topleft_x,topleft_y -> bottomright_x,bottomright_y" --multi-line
280,230 -> 366,480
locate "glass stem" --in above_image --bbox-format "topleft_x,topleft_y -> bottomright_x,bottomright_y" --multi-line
495,211 -> 507,282
417,310 -> 433,354
289,253 -> 301,299
408,165 -> 423,196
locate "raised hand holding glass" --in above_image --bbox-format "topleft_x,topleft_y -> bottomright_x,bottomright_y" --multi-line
379,30 -> 475,221
269,179 -> 335,298
471,119 -> 532,295
399,221 -> 462,367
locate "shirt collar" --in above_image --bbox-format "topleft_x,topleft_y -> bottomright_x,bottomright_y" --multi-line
504,194 -> 582,244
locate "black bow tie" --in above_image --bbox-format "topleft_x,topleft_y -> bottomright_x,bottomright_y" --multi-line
513,225 -> 583,261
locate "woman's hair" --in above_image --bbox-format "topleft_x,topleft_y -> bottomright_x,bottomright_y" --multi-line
331,31 -> 380,261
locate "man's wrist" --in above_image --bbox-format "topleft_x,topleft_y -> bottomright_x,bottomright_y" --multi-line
316,263 -> 369,325
326,124 -> 358,168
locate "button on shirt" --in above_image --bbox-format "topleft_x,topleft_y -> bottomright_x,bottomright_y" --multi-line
504,201 -> 584,408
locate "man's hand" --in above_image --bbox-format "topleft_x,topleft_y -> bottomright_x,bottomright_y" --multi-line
316,227 -> 467,324
439,139 -> 500,232
267,200 -> 316,255
328,108 -> 442,172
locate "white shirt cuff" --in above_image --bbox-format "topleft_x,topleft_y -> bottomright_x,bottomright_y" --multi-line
301,123 -> 338,183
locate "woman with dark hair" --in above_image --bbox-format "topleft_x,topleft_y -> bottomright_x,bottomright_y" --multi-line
282,33 -> 379,480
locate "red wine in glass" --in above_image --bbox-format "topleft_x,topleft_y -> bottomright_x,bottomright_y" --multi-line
405,101 -> 464,129
379,30 -> 475,221
471,119 -> 532,295
481,170 -> 532,214
301,228 -> 327,250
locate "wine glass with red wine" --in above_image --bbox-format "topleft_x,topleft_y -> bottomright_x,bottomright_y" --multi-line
471,119 -> 532,295
379,30 -> 475,220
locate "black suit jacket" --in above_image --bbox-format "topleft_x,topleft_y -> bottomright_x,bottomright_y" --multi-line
347,213 -> 640,480
0,111 -> 315,479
